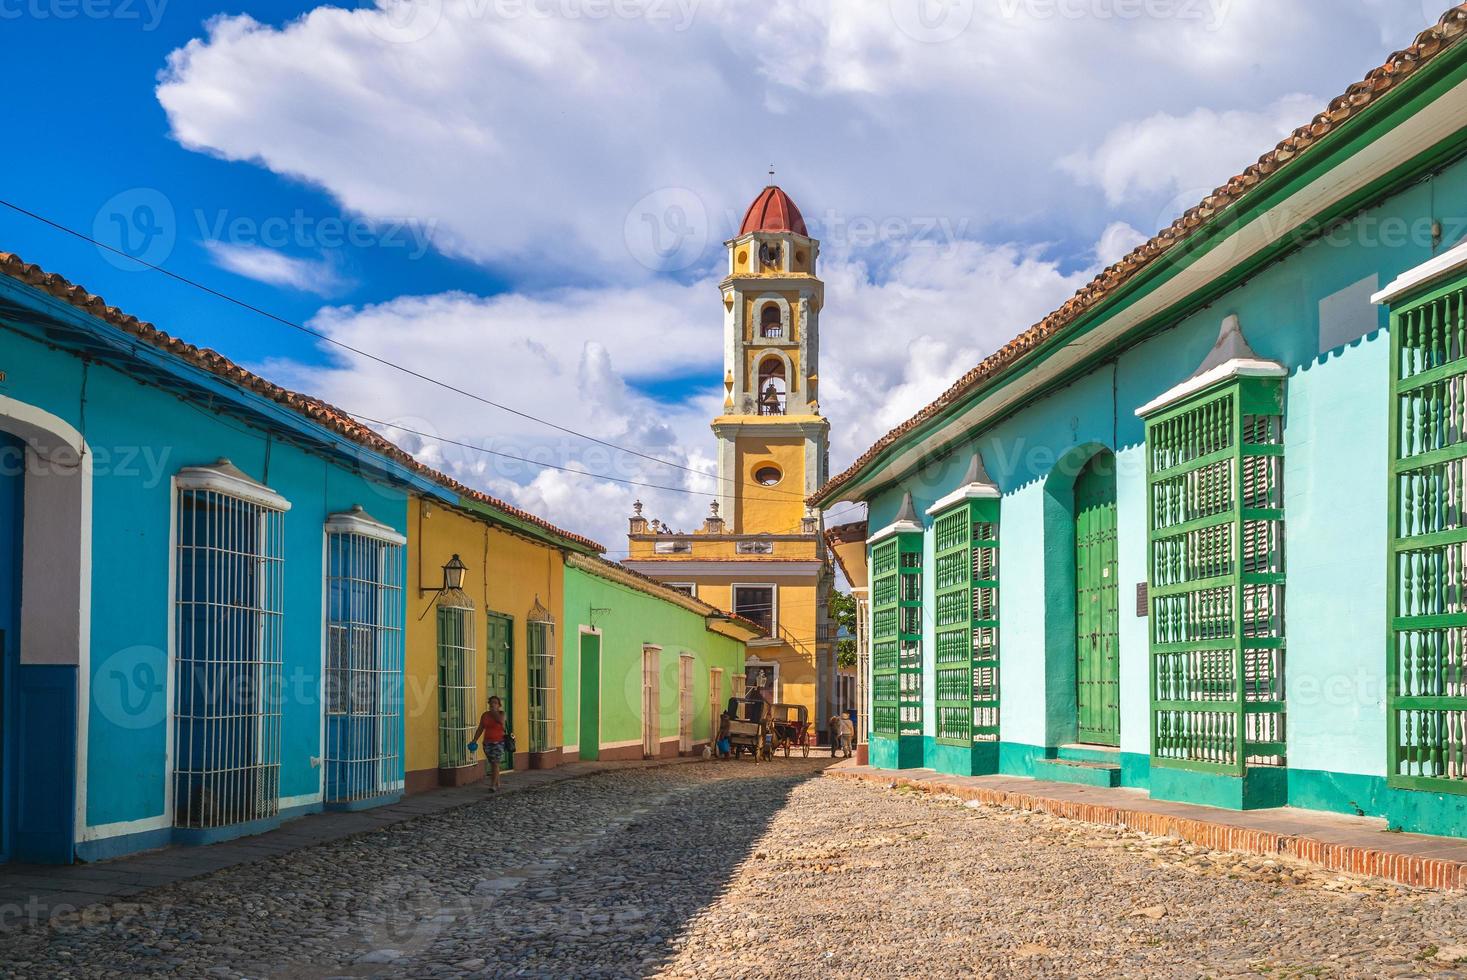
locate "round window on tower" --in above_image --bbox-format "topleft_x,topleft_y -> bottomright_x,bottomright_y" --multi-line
754,465 -> 783,487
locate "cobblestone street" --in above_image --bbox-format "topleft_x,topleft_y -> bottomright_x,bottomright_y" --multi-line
5,760 -> 1467,978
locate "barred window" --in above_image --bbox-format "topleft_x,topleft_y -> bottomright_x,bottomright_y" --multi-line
1388,283 -> 1467,790
437,599 -> 476,768
527,621 -> 556,753
324,508 -> 405,804
1144,377 -> 1285,775
173,461 -> 287,830
932,500 -> 999,746
869,530 -> 923,738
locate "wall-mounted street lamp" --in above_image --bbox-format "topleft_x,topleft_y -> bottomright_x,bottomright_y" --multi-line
418,554 -> 470,618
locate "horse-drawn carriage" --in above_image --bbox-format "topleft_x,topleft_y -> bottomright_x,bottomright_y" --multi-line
724,698 -> 808,761
767,702 -> 809,758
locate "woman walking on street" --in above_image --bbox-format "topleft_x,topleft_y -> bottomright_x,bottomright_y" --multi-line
469,695 -> 508,791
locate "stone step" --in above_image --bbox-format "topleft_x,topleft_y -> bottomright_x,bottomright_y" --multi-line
1032,757 -> 1122,788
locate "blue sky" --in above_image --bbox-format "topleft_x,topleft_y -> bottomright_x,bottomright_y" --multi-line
0,0 -> 1445,549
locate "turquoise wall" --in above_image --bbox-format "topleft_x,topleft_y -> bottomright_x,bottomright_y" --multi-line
2,315 -> 409,853
560,565 -> 745,754
861,151 -> 1467,833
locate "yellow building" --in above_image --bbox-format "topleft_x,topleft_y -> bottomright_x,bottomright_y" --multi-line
404,489 -> 602,792
625,185 -> 836,736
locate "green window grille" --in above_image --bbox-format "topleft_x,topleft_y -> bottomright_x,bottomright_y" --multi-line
870,530 -> 923,737
1388,282 -> 1467,791
933,501 -> 999,746
1144,376 -> 1285,775
870,539 -> 900,737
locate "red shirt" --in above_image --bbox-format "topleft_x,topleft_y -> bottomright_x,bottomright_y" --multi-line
480,710 -> 506,743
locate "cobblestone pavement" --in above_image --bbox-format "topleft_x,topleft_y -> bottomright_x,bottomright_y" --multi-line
4,761 -> 1467,978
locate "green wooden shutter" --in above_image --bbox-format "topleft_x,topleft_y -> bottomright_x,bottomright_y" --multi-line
870,531 -> 924,739
934,500 -> 999,746
1388,283 -> 1467,792
870,539 -> 900,738
896,533 -> 924,737
1144,376 -> 1285,775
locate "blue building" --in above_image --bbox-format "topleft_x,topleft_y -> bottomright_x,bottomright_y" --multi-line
815,13 -> 1467,837
0,252 -> 459,863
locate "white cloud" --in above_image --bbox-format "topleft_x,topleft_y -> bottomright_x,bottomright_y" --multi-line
1094,221 -> 1147,267
204,241 -> 351,294
155,1 -> 1403,282
258,235 -> 1091,550
158,0 -> 1428,550
1058,93 -> 1321,207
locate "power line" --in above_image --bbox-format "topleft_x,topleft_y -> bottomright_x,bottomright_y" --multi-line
347,411 -> 820,503
0,198 -> 805,497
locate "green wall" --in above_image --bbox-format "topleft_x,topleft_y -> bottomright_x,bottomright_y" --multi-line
856,104 -> 1467,834
561,565 -> 746,757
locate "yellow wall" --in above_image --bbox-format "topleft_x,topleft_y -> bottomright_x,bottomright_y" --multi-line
676,573 -> 822,715
405,495 -> 565,780
734,435 -> 807,534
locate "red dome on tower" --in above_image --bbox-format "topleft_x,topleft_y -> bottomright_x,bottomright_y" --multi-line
739,185 -> 808,237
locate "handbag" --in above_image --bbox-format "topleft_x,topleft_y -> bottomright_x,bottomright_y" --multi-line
505,730 -> 517,757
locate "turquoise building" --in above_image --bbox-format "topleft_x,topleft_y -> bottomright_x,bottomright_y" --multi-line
814,13 -> 1467,837
0,252 -> 457,863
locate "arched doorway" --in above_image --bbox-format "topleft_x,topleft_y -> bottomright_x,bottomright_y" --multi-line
1074,451 -> 1120,746
0,398 -> 88,864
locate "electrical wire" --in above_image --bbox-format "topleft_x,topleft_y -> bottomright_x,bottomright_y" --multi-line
0,197 -> 818,497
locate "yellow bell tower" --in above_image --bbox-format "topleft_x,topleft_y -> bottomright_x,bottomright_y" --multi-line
715,184 -> 830,532
623,184 -> 837,736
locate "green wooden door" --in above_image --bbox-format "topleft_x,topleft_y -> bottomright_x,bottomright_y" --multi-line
579,632 -> 600,761
485,612 -> 514,770
1075,453 -> 1120,746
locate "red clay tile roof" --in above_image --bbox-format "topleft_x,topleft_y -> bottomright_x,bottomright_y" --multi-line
824,520 -> 869,587
739,185 -> 808,237
824,520 -> 869,546
0,250 -> 606,554
814,5 -> 1467,506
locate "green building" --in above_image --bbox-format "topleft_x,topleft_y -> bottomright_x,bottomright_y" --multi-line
813,12 -> 1467,836
561,554 -> 761,761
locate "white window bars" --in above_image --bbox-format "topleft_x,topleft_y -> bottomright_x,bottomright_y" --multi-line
173,460 -> 289,831
324,507 -> 405,804
527,621 -> 556,753
437,598 -> 476,769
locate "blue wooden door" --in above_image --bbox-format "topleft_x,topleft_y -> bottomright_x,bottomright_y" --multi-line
0,433 -> 18,862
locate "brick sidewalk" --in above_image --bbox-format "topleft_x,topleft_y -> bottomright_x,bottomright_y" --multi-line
0,757 -> 700,922
828,762 -> 1467,890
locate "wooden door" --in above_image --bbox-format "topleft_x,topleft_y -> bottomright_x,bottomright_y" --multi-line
641,646 -> 660,758
1075,453 -> 1121,746
578,632 -> 600,761
485,612 -> 513,769
678,655 -> 694,755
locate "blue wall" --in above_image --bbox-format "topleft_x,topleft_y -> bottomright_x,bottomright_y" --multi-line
862,154 -> 1467,833
0,317 -> 410,858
